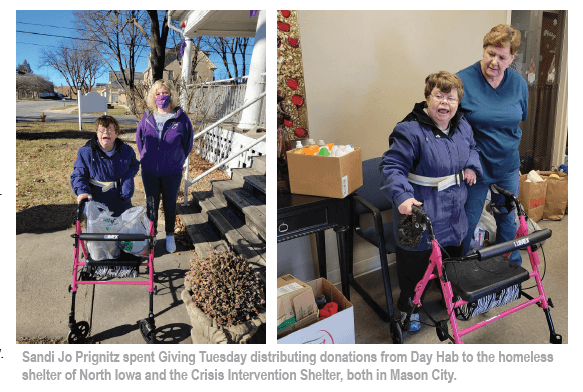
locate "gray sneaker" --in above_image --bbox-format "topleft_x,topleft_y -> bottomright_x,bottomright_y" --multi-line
166,234 -> 176,253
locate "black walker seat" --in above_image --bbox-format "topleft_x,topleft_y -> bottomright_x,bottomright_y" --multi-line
445,255 -> 530,303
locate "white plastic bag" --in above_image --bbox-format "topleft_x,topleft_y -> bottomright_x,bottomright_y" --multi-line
85,200 -> 120,260
468,207 -> 497,254
116,206 -> 150,256
515,213 -> 546,247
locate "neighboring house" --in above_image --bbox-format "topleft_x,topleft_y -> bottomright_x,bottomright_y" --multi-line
142,44 -> 217,83
109,70 -> 145,89
53,84 -> 76,99
92,85 -> 127,104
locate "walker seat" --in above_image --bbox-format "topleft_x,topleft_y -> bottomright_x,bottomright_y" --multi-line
445,256 -> 530,303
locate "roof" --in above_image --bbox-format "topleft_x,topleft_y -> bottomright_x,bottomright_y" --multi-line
168,10 -> 259,38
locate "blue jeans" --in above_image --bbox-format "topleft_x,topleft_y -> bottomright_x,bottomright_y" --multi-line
463,169 -> 522,265
141,171 -> 183,235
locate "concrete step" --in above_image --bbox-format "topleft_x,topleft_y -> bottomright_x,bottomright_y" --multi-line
191,190 -> 266,285
175,204 -> 229,258
210,180 -> 266,241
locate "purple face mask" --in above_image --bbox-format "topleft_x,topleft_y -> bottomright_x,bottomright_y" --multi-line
154,94 -> 171,109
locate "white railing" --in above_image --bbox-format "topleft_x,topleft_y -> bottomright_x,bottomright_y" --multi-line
182,89 -> 266,205
189,75 -> 266,128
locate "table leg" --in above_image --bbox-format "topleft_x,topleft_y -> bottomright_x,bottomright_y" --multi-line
335,225 -> 350,300
315,231 -> 327,280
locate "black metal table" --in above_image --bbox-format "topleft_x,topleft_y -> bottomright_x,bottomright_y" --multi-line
277,190 -> 353,298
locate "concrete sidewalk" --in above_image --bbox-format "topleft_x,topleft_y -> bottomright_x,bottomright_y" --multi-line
16,214 -> 197,344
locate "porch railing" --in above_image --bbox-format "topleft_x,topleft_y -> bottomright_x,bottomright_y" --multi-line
182,75 -> 266,205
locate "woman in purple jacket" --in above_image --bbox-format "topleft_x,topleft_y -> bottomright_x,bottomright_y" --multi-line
71,115 -> 139,217
380,72 -> 482,331
137,80 -> 193,253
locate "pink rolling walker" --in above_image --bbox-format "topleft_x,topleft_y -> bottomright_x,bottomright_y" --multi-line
399,184 -> 562,344
67,197 -> 157,344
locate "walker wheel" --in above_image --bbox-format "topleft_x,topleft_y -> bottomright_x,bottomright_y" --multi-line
67,321 -> 90,344
391,319 -> 404,344
436,320 -> 449,342
550,333 -> 562,344
139,319 -> 156,344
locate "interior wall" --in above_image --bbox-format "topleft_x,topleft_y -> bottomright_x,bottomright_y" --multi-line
298,10 -> 508,161
293,10 -> 509,283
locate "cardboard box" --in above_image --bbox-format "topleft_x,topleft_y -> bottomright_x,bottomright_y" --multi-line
278,278 -> 355,344
286,147 -> 363,198
277,275 -> 319,336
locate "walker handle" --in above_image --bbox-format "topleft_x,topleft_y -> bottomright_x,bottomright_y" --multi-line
477,229 -> 552,260
489,183 -> 523,216
489,183 -> 514,199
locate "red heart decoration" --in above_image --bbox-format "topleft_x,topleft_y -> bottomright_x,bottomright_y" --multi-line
277,22 -> 290,32
284,119 -> 293,127
286,78 -> 299,90
280,10 -> 291,18
291,95 -> 304,107
288,38 -> 300,48
295,128 -> 308,138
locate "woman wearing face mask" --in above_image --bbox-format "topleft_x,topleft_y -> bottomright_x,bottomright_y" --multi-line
136,80 -> 193,253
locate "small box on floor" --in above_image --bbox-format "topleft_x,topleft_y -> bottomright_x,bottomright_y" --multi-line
277,274 -> 319,337
278,277 -> 354,344
286,147 -> 363,198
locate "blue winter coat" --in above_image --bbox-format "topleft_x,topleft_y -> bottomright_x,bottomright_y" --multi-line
136,107 -> 194,176
380,102 -> 482,251
71,135 -> 140,216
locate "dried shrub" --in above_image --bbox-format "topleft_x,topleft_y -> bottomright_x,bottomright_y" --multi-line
185,250 -> 265,328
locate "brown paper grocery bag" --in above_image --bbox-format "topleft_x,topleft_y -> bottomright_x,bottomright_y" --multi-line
518,174 -> 547,222
537,171 -> 568,220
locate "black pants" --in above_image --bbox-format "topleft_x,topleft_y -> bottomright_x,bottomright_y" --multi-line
396,244 -> 462,313
141,171 -> 182,235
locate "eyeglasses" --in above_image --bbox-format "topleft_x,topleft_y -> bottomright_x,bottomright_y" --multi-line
97,128 -> 116,134
431,93 -> 459,105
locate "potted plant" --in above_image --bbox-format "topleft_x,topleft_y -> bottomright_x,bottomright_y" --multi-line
181,250 -> 266,344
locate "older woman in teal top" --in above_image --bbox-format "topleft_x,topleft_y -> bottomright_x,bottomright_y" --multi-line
458,24 -> 528,265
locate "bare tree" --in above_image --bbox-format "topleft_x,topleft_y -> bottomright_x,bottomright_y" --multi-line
74,10 -> 147,91
41,40 -> 105,95
206,37 -> 250,84
16,74 -> 53,97
131,10 -> 170,82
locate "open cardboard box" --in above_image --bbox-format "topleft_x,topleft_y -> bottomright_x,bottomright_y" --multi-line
278,277 -> 355,344
286,147 -> 363,198
277,275 -> 319,336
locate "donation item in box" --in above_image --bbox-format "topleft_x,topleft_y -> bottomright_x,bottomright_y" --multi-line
277,275 -> 319,336
278,277 -> 355,344
286,147 -> 363,198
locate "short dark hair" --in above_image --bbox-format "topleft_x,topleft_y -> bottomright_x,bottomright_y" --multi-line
95,115 -> 120,134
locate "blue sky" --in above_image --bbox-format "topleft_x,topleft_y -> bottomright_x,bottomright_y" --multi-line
16,10 -> 254,87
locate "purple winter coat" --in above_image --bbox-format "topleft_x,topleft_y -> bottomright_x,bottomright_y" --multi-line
136,107 -> 193,176
380,102 -> 483,251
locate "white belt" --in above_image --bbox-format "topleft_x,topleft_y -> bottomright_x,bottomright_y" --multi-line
407,170 -> 464,192
89,178 -> 117,192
